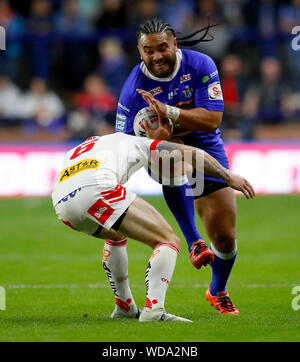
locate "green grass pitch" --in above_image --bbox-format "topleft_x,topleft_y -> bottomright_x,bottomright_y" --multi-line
1,195 -> 300,342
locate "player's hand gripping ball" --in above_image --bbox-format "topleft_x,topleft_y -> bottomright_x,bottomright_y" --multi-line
133,107 -> 173,137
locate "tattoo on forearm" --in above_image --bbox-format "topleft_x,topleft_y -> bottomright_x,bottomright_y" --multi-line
204,153 -> 230,181
212,162 -> 229,181
154,142 -> 230,182
156,141 -> 179,152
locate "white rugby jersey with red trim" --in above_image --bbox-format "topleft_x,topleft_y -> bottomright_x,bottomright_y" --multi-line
52,133 -> 162,205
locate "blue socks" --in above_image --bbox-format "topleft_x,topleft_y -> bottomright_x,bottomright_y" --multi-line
162,183 -> 202,252
162,182 -> 236,296
209,243 -> 237,296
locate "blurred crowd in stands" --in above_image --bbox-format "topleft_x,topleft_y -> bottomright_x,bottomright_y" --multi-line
0,0 -> 299,142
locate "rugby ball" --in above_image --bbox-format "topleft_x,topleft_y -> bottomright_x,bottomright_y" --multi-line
133,107 -> 173,137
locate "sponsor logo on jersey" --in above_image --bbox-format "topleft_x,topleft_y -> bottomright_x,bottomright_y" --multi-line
116,113 -> 126,120
116,120 -> 125,131
168,88 -> 179,100
118,102 -> 130,113
202,75 -> 210,83
182,85 -> 193,99
180,73 -> 191,83
149,86 -> 163,96
208,81 -> 223,100
202,71 -> 218,84
59,159 -> 100,183
210,70 -> 218,79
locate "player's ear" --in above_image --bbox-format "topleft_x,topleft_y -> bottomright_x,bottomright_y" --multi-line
137,44 -> 143,59
174,37 -> 178,49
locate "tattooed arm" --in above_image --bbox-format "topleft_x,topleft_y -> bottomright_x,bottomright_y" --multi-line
156,141 -> 229,181
156,141 -> 255,199
195,148 -> 230,182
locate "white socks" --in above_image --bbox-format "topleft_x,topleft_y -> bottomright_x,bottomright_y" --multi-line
145,242 -> 179,310
210,241 -> 237,260
102,239 -> 135,309
102,240 -> 179,312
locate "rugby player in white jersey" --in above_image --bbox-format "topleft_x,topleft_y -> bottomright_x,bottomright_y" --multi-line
51,120 -> 254,322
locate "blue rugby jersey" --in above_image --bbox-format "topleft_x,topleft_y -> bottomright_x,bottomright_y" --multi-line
116,49 -> 224,143
115,49 -> 228,181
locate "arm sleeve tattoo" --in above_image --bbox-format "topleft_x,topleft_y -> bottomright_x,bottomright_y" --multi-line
156,141 -> 230,181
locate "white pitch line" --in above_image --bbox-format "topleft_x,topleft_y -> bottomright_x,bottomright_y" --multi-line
4,283 -> 110,289
3,283 -> 296,289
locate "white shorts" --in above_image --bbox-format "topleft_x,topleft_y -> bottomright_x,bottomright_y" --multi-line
54,184 -> 136,235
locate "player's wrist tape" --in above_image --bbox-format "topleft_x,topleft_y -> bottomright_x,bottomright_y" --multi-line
166,105 -> 180,121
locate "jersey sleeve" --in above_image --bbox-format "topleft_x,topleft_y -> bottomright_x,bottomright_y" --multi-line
134,137 -> 163,166
115,66 -> 145,135
193,54 -> 224,112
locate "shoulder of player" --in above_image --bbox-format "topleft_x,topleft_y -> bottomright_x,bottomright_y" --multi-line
181,49 -> 216,74
108,132 -> 139,142
89,132 -> 136,146
120,64 -> 146,96
122,64 -> 141,92
118,64 -> 145,112
112,132 -> 152,150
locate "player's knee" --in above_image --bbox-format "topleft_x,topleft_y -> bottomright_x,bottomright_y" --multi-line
168,232 -> 180,250
153,224 -> 180,250
211,231 -> 236,253
166,229 -> 180,250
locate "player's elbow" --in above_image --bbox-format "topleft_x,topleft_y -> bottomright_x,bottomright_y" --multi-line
208,111 -> 223,132
192,110 -> 223,132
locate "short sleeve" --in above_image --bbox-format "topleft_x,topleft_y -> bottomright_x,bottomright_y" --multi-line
194,54 -> 224,112
115,67 -> 145,135
133,137 -> 163,166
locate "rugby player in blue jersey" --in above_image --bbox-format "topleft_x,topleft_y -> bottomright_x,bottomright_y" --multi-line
114,19 -> 247,314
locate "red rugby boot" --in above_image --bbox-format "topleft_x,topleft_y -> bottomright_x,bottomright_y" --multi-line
190,240 -> 214,269
206,287 -> 240,315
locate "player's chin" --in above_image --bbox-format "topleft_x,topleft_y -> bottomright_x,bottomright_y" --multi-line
150,64 -> 172,78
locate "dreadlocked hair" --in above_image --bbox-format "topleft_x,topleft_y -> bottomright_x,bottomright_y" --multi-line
137,18 -> 219,47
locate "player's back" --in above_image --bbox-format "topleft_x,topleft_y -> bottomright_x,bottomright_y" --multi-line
52,133 -> 153,205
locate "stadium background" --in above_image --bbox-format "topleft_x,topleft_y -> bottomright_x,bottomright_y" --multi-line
1,0 -> 300,343
0,0 -> 300,196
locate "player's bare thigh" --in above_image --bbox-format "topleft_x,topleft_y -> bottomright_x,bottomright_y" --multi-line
194,187 -> 237,253
96,196 -> 180,250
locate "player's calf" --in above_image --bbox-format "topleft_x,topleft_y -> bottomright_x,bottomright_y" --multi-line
139,241 -> 192,323
102,239 -> 140,318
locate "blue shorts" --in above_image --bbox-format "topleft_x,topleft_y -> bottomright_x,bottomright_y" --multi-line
147,132 -> 230,197
178,133 -> 229,183
178,133 -> 229,198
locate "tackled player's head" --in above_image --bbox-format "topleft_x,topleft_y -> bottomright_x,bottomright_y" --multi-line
137,19 -> 177,78
137,18 -> 219,78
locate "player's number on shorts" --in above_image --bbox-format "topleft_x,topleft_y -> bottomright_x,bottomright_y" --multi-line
0,286 -> 5,310
70,141 -> 96,160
